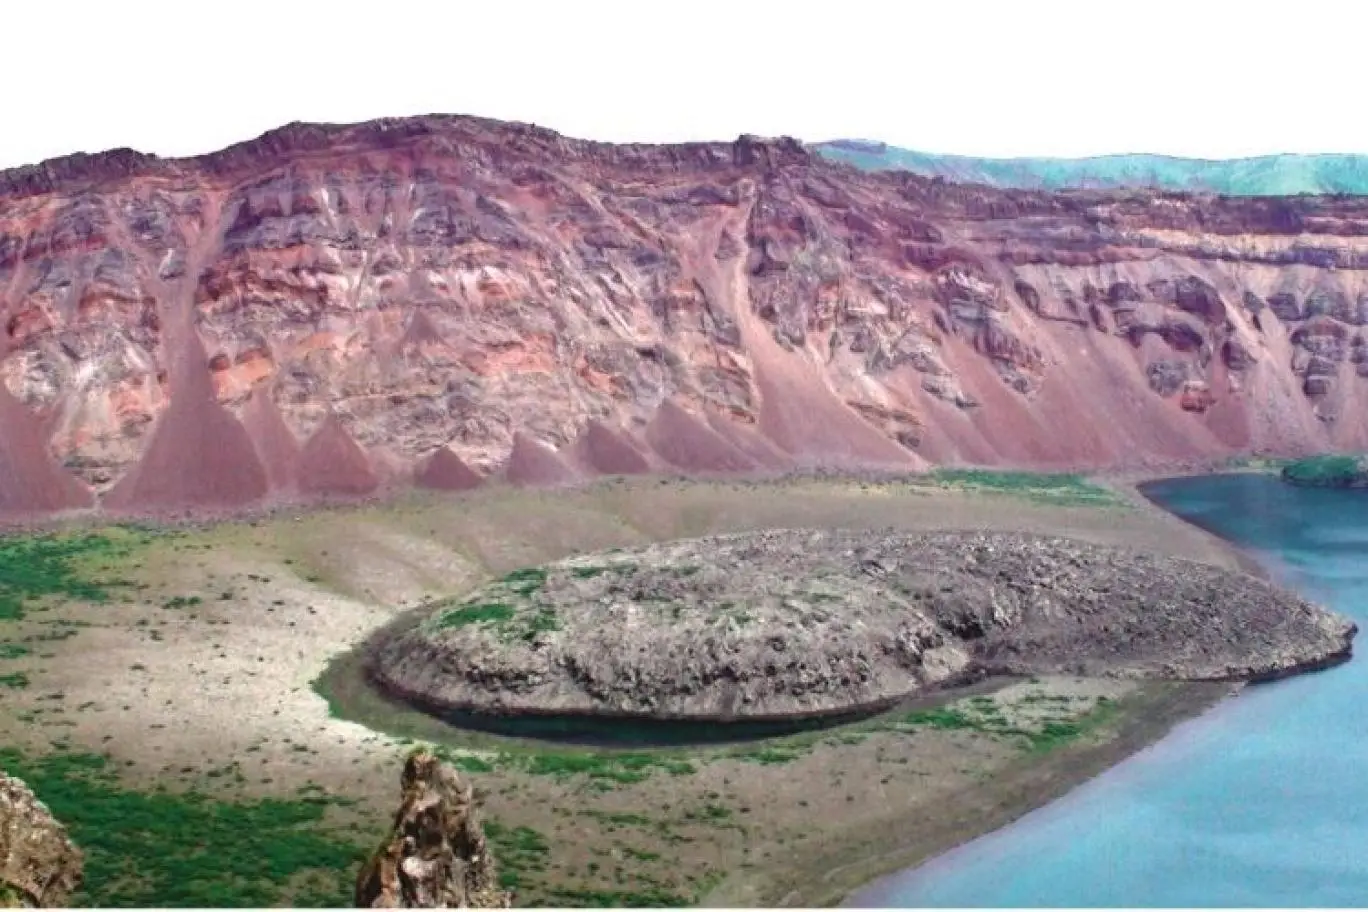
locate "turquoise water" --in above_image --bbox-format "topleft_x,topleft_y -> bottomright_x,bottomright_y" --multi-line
849,474 -> 1368,907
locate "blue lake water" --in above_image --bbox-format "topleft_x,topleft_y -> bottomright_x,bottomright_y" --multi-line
849,474 -> 1368,907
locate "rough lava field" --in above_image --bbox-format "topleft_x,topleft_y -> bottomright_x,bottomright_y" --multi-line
372,529 -> 1352,723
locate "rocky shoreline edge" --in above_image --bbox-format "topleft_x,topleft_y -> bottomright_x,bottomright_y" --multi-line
327,472 -> 1354,907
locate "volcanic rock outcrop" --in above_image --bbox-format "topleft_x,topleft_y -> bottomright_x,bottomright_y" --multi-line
0,771 -> 83,908
6,115 -> 1368,515
367,529 -> 1355,723
354,749 -> 510,909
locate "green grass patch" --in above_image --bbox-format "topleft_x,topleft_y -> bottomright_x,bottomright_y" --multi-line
898,706 -> 977,730
1281,453 -> 1368,488
0,671 -> 29,689
430,747 -> 495,774
921,469 -> 1122,506
544,886 -> 692,908
518,750 -> 693,783
518,607 -> 561,642
500,567 -> 548,595
731,745 -> 806,765
484,821 -> 550,894
434,601 -> 515,629
0,642 -> 28,659
0,747 -> 367,907
570,565 -> 614,579
895,695 -> 1119,753
0,531 -> 153,622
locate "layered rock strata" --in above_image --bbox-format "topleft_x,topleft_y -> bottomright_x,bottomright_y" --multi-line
5,116 -> 1368,514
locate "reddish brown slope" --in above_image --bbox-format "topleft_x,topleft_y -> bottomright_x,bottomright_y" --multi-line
503,432 -> 579,487
1,115 -> 1367,518
568,420 -> 654,476
644,400 -> 758,473
242,386 -> 301,491
103,334 -> 268,512
416,447 -> 484,491
297,415 -> 380,497
0,385 -> 91,514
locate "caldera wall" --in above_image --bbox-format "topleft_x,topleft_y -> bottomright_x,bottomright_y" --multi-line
1,115 -> 1366,516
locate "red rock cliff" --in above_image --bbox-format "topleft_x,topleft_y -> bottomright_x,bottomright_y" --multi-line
1,115 -> 1365,514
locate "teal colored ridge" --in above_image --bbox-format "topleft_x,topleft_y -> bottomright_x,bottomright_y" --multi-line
815,139 -> 1368,196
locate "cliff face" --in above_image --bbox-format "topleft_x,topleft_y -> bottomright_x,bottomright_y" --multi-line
3,115 -> 1368,516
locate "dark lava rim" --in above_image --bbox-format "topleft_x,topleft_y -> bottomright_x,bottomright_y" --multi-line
358,619 -> 996,747
316,607 -> 1025,752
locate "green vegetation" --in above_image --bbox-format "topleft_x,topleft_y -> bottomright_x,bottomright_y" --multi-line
731,745 -> 806,765
429,565 -> 564,641
427,742 -> 696,787
919,469 -> 1122,506
897,696 -> 1118,753
518,751 -> 695,783
442,752 -> 496,774
1224,455 -> 1294,471
0,748 -> 367,907
1280,453 -> 1368,488
544,885 -> 692,908
435,601 -> 515,629
500,567 -> 549,595
484,820 -> 551,892
720,690 -> 1119,767
0,671 -> 29,689
0,531 -> 151,622
570,565 -> 616,579
517,607 -> 561,642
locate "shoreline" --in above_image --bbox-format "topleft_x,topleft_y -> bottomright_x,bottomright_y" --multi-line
747,468 -> 1300,907
0,467 -> 1326,908
774,681 -> 1235,908
317,470 -> 1312,908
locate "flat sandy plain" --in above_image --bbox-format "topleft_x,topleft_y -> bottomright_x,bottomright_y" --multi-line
0,471 -> 1256,907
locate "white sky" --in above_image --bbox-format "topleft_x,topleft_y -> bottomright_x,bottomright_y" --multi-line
5,0 -> 1367,170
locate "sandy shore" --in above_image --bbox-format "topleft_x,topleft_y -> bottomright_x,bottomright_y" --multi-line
0,470 -> 1295,907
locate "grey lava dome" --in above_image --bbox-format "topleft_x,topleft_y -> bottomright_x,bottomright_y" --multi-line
367,529 -> 1356,723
